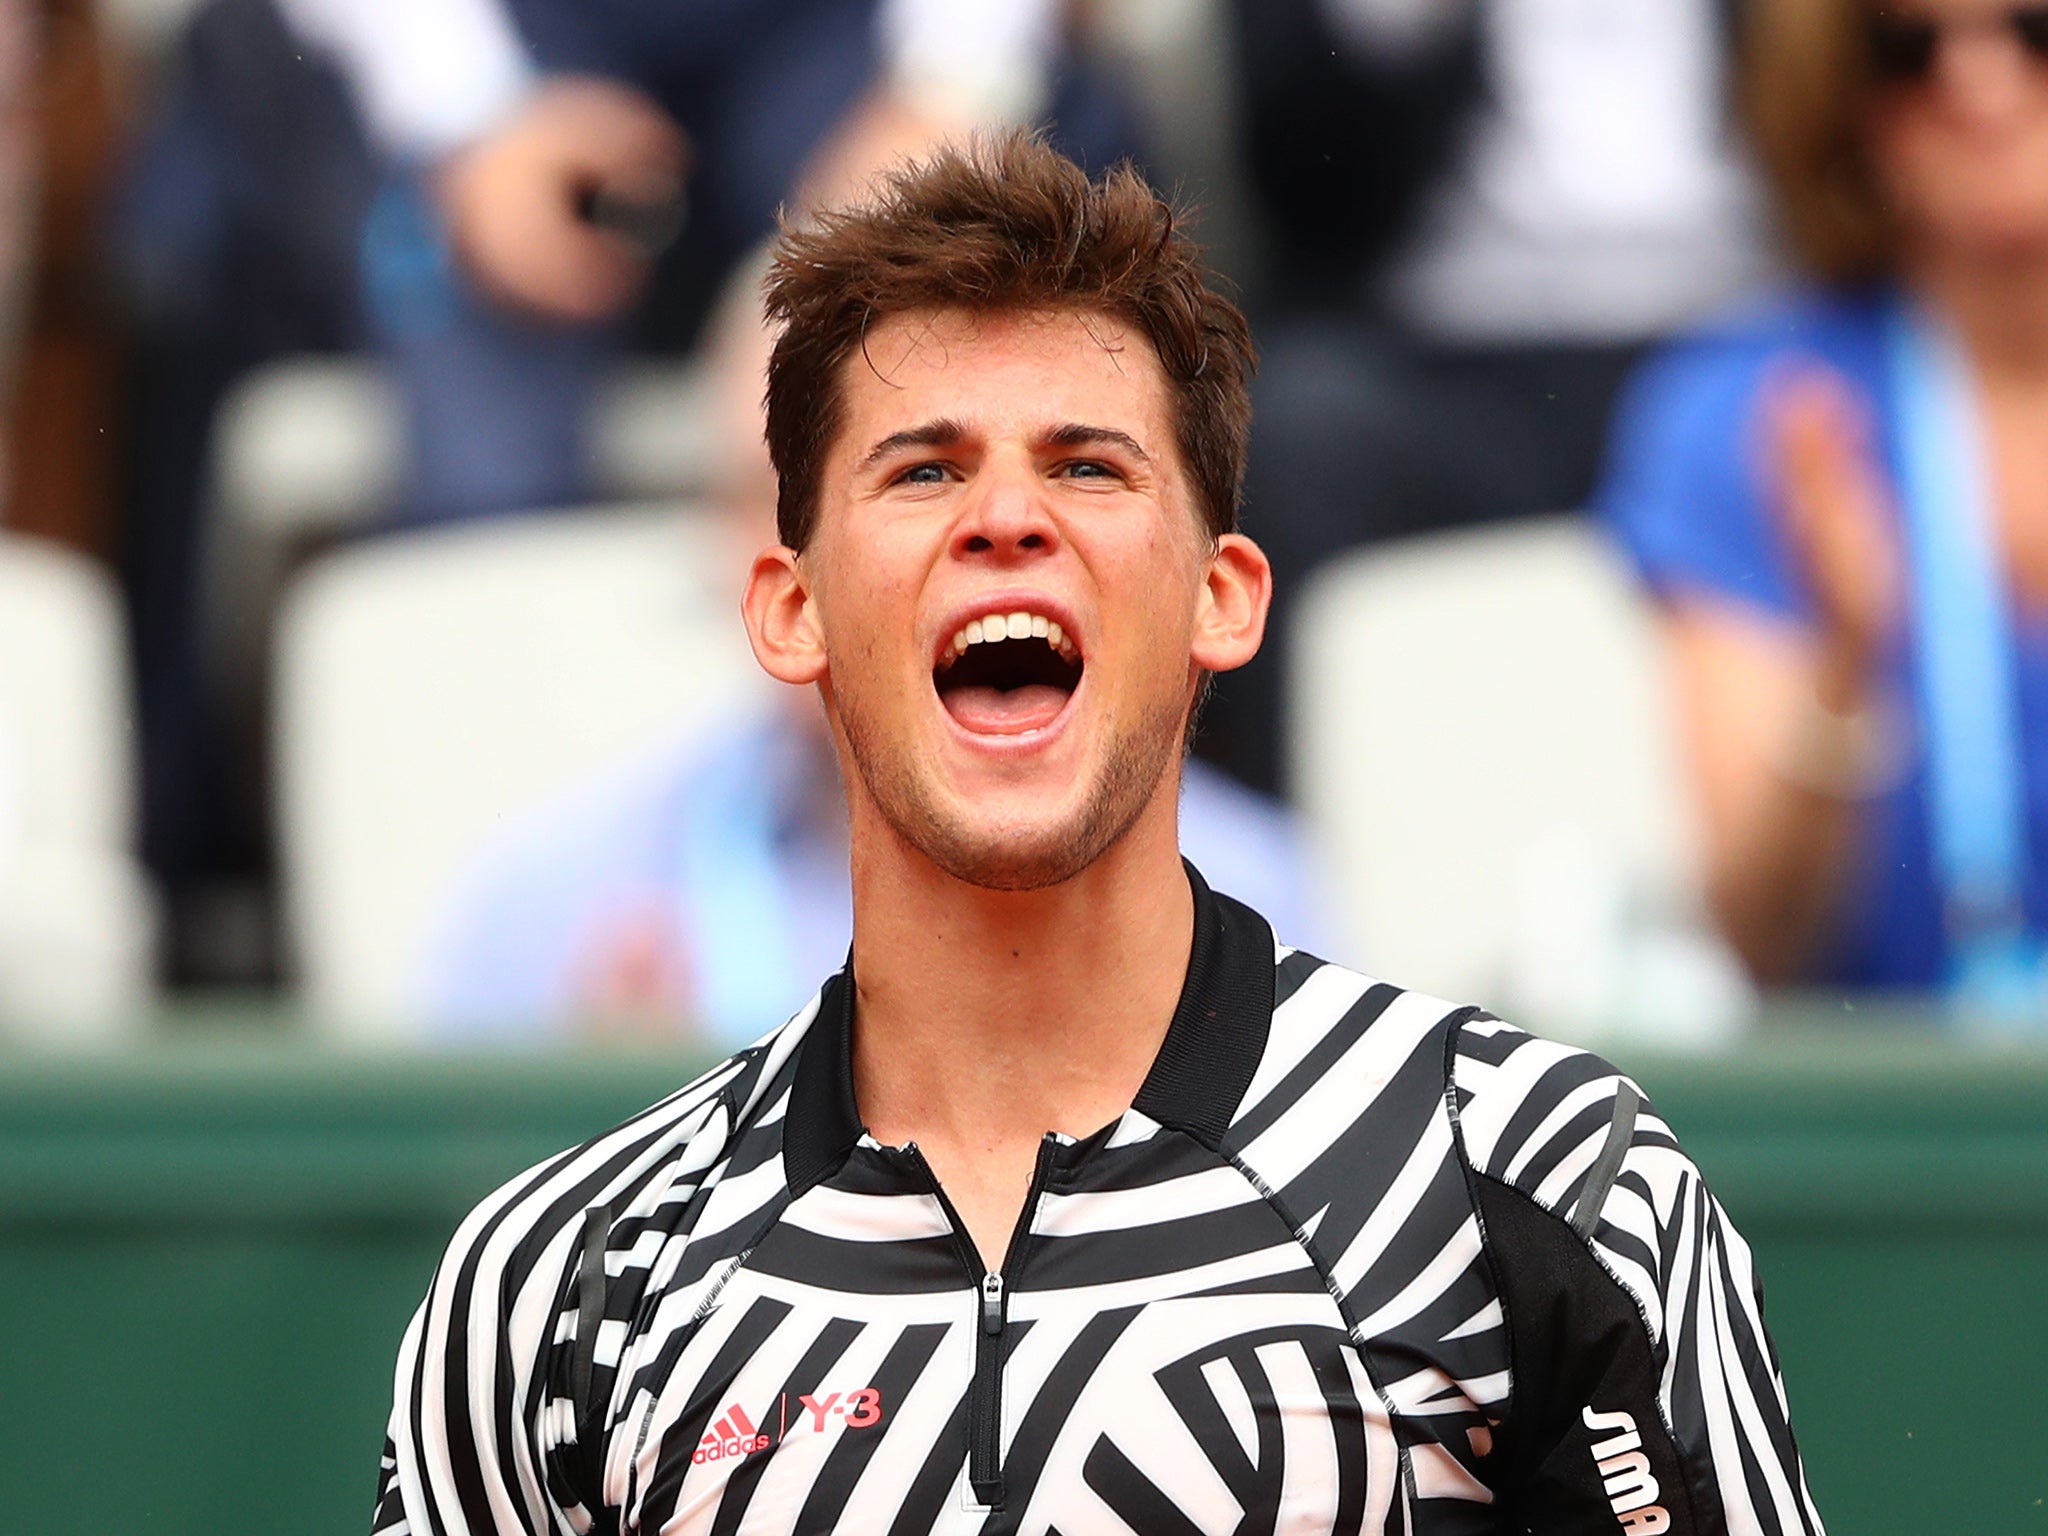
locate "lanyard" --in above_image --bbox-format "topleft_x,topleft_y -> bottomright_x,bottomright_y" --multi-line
1885,297 -> 2048,1021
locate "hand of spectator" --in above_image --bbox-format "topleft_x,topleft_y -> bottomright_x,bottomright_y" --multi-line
435,77 -> 689,324
1763,364 -> 1906,710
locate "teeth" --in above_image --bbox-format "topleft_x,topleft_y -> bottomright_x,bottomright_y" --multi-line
939,610 -> 1079,667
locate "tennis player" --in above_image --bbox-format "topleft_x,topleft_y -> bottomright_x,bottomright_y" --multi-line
370,133 -> 1822,1535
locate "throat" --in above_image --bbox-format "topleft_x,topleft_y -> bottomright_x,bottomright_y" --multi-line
844,786 -> 1196,1186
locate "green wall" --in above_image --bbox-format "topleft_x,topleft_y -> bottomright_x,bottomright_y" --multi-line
2,1034 -> 2044,1533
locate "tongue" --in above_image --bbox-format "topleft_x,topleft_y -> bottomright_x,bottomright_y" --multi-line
942,683 -> 1070,734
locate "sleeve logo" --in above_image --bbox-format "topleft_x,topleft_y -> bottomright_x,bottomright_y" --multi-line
1582,1407 -> 1672,1534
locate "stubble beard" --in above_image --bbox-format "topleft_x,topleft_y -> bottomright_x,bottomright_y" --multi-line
837,689 -> 1189,893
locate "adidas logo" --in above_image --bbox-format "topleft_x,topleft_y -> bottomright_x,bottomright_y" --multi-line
693,1404 -> 772,1464
1582,1407 -> 1672,1534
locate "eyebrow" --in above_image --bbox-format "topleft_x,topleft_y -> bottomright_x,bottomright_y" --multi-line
1042,423 -> 1152,465
856,418 -> 967,473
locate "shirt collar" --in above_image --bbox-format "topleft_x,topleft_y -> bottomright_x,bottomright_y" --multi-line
783,860 -> 1275,1196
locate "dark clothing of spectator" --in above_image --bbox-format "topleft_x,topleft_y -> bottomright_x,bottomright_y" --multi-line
1196,0 -> 1766,795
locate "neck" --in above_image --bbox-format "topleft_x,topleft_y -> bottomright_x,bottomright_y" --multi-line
1913,244 -> 2048,380
845,777 -> 1194,1156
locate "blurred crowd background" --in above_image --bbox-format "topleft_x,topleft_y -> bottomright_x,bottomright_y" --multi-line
2,0 -> 2048,1052
3,4 -> 2048,1531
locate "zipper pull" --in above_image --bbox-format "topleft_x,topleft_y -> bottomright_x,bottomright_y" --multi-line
981,1272 -> 1005,1335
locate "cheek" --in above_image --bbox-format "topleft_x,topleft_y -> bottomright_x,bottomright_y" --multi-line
1097,542 -> 1205,682
1873,107 -> 2048,208
812,534 -> 929,671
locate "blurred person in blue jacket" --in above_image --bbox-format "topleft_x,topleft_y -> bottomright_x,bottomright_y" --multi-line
1600,0 -> 2048,1018
279,0 -> 1135,523
420,269 -> 1331,1048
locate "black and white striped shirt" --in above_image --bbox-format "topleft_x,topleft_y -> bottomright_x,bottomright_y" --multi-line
370,867 -> 1823,1534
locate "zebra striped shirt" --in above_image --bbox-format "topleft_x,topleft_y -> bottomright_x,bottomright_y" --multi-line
369,867 -> 1823,1535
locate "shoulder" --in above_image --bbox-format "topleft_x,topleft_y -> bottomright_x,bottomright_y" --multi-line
1448,1016 -> 1697,1348
446,734 -> 715,910
1225,954 -> 1680,1275
424,996 -> 820,1320
1449,1015 -> 1656,1193
1606,283 -> 1888,462
1223,949 -> 1483,1212
426,740 -> 697,963
419,731 -> 759,1031
1636,283 -> 1887,387
1596,283 -> 1895,613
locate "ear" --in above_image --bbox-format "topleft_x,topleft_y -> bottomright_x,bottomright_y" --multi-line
742,545 -> 828,685
1190,532 -> 1272,674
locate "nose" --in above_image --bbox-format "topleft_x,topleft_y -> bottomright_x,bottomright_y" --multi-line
952,454 -> 1058,562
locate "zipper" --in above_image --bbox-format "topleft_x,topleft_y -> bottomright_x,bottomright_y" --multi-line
905,1136 -> 1059,1511
970,1270 -> 1008,1503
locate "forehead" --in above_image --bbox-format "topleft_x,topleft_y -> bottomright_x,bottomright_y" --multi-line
835,306 -> 1176,440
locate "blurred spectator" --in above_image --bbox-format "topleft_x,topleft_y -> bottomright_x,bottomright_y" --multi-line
110,0 -> 379,983
1600,0 -> 2048,1015
108,0 -> 1138,985
281,0 -> 1135,524
1204,0 -> 1772,792
7,0 -> 125,559
421,267 -> 1329,1048
425,706 -> 1320,1048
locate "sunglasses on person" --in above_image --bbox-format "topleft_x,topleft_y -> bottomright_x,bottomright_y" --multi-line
1866,4 -> 2048,82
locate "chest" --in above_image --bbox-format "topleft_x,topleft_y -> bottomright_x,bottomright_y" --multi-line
602,1148 -> 1409,1535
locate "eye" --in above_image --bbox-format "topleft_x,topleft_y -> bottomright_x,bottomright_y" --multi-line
1056,459 -> 1119,481
896,461 -> 951,486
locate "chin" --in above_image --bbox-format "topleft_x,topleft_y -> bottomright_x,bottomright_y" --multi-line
961,781 -> 1168,887
925,829 -> 1108,893
847,720 -> 1182,895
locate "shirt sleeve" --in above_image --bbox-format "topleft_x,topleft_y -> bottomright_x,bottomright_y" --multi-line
1595,325 -> 1810,625
272,0 -> 535,160
1451,1017 -> 1825,1536
366,1163 -> 590,1535
367,1058 -> 756,1536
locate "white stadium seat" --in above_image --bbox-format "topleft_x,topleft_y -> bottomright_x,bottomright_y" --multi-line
0,535 -> 156,1040
273,503 -> 770,1039
1288,516 -> 1750,1045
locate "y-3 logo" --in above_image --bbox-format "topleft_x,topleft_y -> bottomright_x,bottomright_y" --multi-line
1582,1407 -> 1672,1533
693,1389 -> 886,1464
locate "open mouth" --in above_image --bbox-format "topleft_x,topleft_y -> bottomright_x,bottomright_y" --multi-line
933,610 -> 1084,735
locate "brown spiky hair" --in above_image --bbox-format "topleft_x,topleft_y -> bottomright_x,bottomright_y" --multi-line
761,130 -> 1255,551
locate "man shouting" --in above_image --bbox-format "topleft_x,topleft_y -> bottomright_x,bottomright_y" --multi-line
370,133 -> 1822,1535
